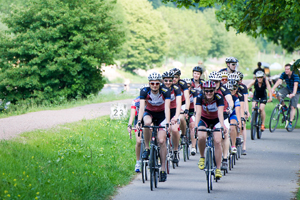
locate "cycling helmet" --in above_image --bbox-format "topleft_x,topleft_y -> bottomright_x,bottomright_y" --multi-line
220,71 -> 228,77
228,79 -> 238,87
193,66 -> 203,73
225,57 -> 238,63
202,80 -> 216,89
228,72 -> 240,81
140,84 -> 149,90
236,71 -> 244,80
224,82 -> 233,91
162,71 -> 174,79
183,78 -> 192,84
255,71 -> 264,77
148,72 -> 162,81
170,68 -> 181,76
209,71 -> 222,81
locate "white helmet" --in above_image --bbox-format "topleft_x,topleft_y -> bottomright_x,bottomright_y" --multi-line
228,72 -> 240,81
148,72 -> 162,81
220,71 -> 228,77
223,82 -> 233,91
225,57 -> 238,63
140,84 -> 149,90
183,78 -> 191,84
209,71 -> 221,81
255,71 -> 264,77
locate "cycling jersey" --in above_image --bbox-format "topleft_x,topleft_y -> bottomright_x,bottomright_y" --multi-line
216,84 -> 230,118
279,72 -> 300,93
234,91 -> 245,102
165,84 -> 181,109
254,78 -> 267,98
131,97 -> 140,116
176,79 -> 189,103
196,93 -> 224,119
230,95 -> 240,116
140,86 -> 171,112
191,78 -> 204,93
189,88 -> 198,110
238,83 -> 248,95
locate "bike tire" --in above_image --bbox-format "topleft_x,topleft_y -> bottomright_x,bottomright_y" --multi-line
251,111 -> 257,140
286,107 -> 299,132
186,128 -> 190,160
269,106 -> 280,132
257,112 -> 262,139
149,148 -> 155,191
142,158 -> 145,183
206,149 -> 212,193
183,144 -> 187,162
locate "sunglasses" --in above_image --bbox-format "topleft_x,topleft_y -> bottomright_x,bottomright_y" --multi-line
231,63 -> 236,66
164,79 -> 173,83
204,89 -> 214,93
213,80 -> 220,83
174,76 -> 179,79
150,82 -> 160,86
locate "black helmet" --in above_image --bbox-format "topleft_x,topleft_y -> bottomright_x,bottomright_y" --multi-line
162,71 -> 174,79
170,68 -> 181,76
193,66 -> 203,73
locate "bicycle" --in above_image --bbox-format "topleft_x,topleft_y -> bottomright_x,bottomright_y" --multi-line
269,98 -> 299,132
181,113 -> 194,162
142,124 -> 167,191
250,99 -> 267,140
196,127 -> 224,193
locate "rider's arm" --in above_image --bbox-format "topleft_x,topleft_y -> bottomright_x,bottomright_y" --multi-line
137,99 -> 145,122
292,82 -> 299,96
265,78 -> 273,100
224,94 -> 234,108
128,108 -> 136,126
175,95 -> 182,120
165,99 -> 171,124
217,105 -> 225,128
272,78 -> 283,92
247,80 -> 255,90
193,97 -> 197,113
195,105 -> 202,128
184,89 -> 190,110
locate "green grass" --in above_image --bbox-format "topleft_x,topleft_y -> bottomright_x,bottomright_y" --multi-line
0,92 -> 135,119
0,115 -> 135,199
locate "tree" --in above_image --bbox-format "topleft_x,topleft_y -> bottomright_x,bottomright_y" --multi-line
0,0 -> 125,104
117,0 -> 169,71
162,0 -> 300,52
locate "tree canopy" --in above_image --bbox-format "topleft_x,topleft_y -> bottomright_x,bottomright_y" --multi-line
0,0 -> 125,104
162,0 -> 300,52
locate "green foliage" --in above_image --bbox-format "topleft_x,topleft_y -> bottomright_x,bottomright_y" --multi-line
117,0 -> 169,71
162,0 -> 300,52
0,0 -> 125,104
0,116 -> 136,199
158,7 -> 212,60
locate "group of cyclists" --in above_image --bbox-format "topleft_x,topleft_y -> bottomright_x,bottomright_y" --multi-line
127,57 -> 300,184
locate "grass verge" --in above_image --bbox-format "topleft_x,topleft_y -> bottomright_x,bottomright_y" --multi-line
0,115 -> 136,199
0,92 -> 135,119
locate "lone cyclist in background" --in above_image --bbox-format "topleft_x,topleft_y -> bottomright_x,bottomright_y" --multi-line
247,71 -> 272,131
271,63 -> 300,129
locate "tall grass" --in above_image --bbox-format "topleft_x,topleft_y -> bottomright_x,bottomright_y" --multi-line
0,92 -> 135,119
0,116 -> 135,199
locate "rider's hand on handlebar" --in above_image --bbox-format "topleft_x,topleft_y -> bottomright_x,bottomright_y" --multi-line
127,125 -> 132,134
267,99 -> 272,103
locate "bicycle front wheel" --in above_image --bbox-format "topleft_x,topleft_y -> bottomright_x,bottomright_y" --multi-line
251,111 -> 257,140
286,107 -> 299,132
206,148 -> 212,193
149,148 -> 155,191
269,106 -> 280,132
257,113 -> 262,139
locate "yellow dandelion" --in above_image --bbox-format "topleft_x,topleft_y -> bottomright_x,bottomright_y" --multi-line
23,171 -> 25,175
35,197 -> 38,199
36,192 -> 39,195
18,195 -> 21,197
14,179 -> 16,181
32,156 -> 34,159
14,183 -> 17,187
4,190 -> 8,194
7,194 -> 11,197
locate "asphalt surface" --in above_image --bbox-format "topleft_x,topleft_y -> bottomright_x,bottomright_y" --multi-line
114,129 -> 300,200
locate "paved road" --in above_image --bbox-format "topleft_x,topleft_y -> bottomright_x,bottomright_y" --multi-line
114,129 -> 300,200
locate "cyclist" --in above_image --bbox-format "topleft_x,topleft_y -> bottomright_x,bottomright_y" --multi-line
162,71 -> 182,164
219,57 -> 239,74
191,66 -> 204,93
195,80 -> 228,179
170,68 -> 190,145
220,71 -> 229,85
271,63 -> 300,129
224,79 -> 242,155
208,71 -> 232,170
236,71 -> 249,155
136,72 -> 171,182
183,78 -> 198,155
247,71 -> 272,131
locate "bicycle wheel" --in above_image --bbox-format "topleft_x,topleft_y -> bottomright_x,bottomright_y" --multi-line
186,128 -> 190,160
286,107 -> 299,132
142,158 -> 145,183
257,113 -> 262,139
206,149 -> 212,193
269,106 -> 280,132
149,147 -> 155,191
251,110 -> 257,140
183,143 -> 187,162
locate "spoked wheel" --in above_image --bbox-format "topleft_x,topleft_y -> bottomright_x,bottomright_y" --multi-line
233,154 -> 236,166
251,111 -> 257,140
206,150 -> 212,193
186,130 -> 190,160
183,144 -> 187,162
154,170 -> 158,188
269,106 -> 280,132
257,113 -> 262,139
286,107 -> 299,132
142,158 -> 145,183
166,157 -> 170,174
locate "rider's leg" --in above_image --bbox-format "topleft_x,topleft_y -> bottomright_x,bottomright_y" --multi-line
290,106 -> 296,122
260,103 -> 266,125
289,94 -> 300,122
214,131 -> 222,169
189,121 -> 196,148
171,124 -> 179,151
198,128 -> 206,158
230,119 -> 237,148
135,130 -> 142,161
143,115 -> 152,150
158,130 -> 167,171
180,114 -> 186,136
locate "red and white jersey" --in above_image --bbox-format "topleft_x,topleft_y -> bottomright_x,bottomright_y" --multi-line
165,84 -> 181,109
140,86 -> 171,112
196,93 -> 224,119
